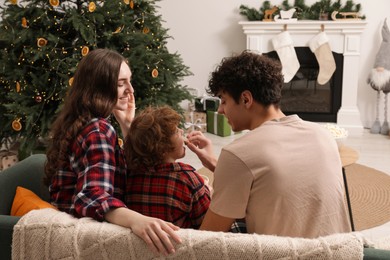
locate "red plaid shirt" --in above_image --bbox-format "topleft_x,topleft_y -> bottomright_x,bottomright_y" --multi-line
126,162 -> 211,229
49,118 -> 127,221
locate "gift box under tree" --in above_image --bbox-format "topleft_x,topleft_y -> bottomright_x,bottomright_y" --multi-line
0,150 -> 18,171
206,111 -> 232,137
184,111 -> 207,134
195,96 -> 220,112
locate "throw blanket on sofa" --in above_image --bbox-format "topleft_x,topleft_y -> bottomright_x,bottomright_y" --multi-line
13,208 -> 366,260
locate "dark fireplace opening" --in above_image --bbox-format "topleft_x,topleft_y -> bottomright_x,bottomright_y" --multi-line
265,47 -> 343,122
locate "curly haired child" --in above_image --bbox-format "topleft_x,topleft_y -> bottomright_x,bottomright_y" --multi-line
124,106 -> 211,229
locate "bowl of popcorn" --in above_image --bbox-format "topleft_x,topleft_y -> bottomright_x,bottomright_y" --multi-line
322,123 -> 348,148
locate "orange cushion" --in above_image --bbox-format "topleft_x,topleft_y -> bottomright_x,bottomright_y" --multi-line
11,186 -> 57,216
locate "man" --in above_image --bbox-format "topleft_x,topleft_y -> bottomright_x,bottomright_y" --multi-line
186,51 -> 351,238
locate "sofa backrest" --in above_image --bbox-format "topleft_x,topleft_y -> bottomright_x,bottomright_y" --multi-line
0,154 -> 49,215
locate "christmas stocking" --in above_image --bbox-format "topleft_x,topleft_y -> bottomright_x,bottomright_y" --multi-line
272,31 -> 300,83
309,32 -> 336,85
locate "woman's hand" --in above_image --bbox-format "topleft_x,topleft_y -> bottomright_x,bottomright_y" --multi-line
105,207 -> 182,256
130,214 -> 181,256
185,131 -> 217,172
113,93 -> 136,138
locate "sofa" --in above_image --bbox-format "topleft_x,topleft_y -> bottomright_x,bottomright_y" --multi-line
1,154 -> 390,260
0,154 -> 49,260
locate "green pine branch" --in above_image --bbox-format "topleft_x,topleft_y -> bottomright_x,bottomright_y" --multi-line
0,0 -> 192,156
239,0 -> 365,21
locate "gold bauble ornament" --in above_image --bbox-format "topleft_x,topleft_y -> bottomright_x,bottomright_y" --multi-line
129,0 -> 134,9
12,119 -> 22,131
37,38 -> 48,47
21,17 -> 28,28
16,82 -> 21,92
123,0 -> 129,4
88,2 -> 96,12
69,77 -> 74,86
143,27 -> 150,34
81,46 -> 89,56
151,68 -> 159,78
49,0 -> 59,7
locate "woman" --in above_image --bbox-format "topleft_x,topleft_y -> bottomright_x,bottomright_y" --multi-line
44,49 -> 181,256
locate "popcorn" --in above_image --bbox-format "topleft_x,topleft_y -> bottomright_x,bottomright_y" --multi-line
322,123 -> 348,139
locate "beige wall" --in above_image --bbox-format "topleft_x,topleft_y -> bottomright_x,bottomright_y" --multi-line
158,0 -> 390,128
0,0 -> 388,127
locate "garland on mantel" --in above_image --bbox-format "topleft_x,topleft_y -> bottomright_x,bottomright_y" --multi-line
239,0 -> 365,21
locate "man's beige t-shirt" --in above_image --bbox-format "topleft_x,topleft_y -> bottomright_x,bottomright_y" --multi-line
210,115 -> 351,238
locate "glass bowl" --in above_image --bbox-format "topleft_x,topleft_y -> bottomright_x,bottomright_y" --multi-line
322,123 -> 348,148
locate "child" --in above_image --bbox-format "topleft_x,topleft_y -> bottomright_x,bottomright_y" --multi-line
124,106 -> 211,229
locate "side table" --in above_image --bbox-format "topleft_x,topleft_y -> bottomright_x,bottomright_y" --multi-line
339,145 -> 359,231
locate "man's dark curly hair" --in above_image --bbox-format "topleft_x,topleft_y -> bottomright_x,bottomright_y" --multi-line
207,51 -> 284,107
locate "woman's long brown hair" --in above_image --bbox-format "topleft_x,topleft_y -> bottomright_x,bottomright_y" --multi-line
44,49 -> 127,186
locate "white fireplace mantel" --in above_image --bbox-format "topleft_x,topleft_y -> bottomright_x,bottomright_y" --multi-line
239,20 -> 367,132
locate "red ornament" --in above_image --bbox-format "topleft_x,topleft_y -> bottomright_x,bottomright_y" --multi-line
35,95 -> 42,103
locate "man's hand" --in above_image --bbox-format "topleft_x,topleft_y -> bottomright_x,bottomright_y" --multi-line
185,131 -> 217,172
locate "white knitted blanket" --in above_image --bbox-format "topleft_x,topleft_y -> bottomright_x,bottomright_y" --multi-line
12,208 -> 367,260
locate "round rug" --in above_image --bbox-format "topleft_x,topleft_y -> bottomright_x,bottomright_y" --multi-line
345,163 -> 390,231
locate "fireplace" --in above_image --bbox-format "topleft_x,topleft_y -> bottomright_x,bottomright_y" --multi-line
239,20 -> 366,132
265,47 -> 343,122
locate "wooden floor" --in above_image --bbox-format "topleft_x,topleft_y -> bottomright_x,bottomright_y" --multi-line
182,128 -> 390,241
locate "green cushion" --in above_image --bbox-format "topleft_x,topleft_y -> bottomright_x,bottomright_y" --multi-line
0,154 -> 49,215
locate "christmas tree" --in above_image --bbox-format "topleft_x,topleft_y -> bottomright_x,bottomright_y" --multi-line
0,0 -> 192,156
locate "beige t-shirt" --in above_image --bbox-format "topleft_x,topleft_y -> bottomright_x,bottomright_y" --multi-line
210,115 -> 351,238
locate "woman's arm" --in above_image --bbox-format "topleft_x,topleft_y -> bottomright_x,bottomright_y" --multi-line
74,121 -> 181,255
105,207 -> 182,256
